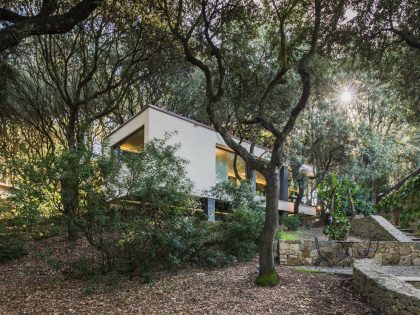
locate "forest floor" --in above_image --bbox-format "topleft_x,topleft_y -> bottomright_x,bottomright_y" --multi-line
0,236 -> 377,315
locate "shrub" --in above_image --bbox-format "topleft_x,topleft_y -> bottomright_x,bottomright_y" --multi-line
63,257 -> 97,279
199,248 -> 236,267
377,173 -> 419,229
222,205 -> 264,260
209,180 -> 264,261
323,211 -> 351,240
80,136 -> 205,279
284,215 -> 301,231
0,233 -> 27,262
318,174 -> 362,240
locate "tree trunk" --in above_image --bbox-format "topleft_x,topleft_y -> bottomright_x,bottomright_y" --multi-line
62,118 -> 80,242
61,175 -> 80,241
293,183 -> 304,214
256,166 -> 280,286
371,178 -> 377,203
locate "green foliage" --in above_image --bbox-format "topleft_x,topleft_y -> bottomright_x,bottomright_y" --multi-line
323,211 -> 351,241
208,180 -> 263,212
4,153 -> 62,233
81,137 -> 205,279
318,174 -> 374,217
255,271 -> 279,287
0,233 -> 27,262
82,138 -> 202,278
199,248 -> 236,267
377,173 -> 420,229
222,205 -> 264,261
318,174 -> 357,240
275,230 -> 299,241
209,180 -> 265,261
283,215 -> 301,231
63,257 -> 97,280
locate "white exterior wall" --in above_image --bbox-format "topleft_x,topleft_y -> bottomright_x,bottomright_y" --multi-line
107,106 -> 316,215
147,108 -> 270,195
108,109 -> 150,149
147,108 -> 219,195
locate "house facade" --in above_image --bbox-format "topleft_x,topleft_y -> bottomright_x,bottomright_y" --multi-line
107,105 -> 317,218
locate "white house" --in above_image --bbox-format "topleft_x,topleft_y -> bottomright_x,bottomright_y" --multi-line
107,105 -> 317,218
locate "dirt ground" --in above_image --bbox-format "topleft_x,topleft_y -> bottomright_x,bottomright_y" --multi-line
0,236 -> 377,315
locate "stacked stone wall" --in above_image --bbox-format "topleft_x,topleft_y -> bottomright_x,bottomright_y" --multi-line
351,215 -> 412,242
277,240 -> 420,266
353,260 -> 420,315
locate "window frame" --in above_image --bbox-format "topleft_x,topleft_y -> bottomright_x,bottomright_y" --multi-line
112,126 -> 145,155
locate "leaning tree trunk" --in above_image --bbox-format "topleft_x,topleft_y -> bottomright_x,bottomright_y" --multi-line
256,166 -> 280,286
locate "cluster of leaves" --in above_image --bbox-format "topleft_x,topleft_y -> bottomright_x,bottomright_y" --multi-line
79,137 -> 202,277
0,233 -> 27,262
323,211 -> 350,241
377,173 -> 420,230
78,138 -> 264,280
318,174 -> 374,217
283,215 -> 301,231
207,180 -> 264,261
4,153 -> 62,232
317,174 -> 373,240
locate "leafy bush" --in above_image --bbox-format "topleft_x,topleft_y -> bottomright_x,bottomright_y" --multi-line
318,174 -> 374,217
199,247 -> 236,267
377,173 -> 420,230
284,215 -> 301,231
5,153 -> 62,233
323,211 -> 351,240
318,174 -> 354,240
0,233 -> 27,262
208,180 -> 262,212
209,180 -> 264,261
222,205 -> 264,260
63,257 -> 97,280
80,137 -> 205,279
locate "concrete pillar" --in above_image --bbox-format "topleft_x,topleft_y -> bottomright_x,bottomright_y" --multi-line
279,166 -> 289,223
279,166 -> 288,201
250,170 -> 257,193
206,198 -> 216,222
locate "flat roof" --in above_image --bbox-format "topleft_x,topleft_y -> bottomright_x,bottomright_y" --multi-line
106,105 -> 270,152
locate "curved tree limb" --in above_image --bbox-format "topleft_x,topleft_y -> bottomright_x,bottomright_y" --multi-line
0,0 -> 102,53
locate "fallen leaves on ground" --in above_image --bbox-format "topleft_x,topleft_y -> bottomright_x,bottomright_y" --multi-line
0,236 -> 377,314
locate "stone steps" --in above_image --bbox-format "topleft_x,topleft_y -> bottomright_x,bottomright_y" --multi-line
398,228 -> 414,233
395,226 -> 420,242
406,233 -> 420,237
396,276 -> 420,282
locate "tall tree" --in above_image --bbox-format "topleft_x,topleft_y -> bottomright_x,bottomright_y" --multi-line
155,0 -> 347,285
0,10 -> 166,240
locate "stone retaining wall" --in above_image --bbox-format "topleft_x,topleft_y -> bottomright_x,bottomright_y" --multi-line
351,215 -> 412,242
353,259 -> 420,315
276,240 -> 420,266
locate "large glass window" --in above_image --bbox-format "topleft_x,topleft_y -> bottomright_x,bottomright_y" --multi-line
115,128 -> 144,154
215,147 -> 266,194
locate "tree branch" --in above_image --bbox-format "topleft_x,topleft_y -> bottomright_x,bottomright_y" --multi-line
0,0 -> 102,53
